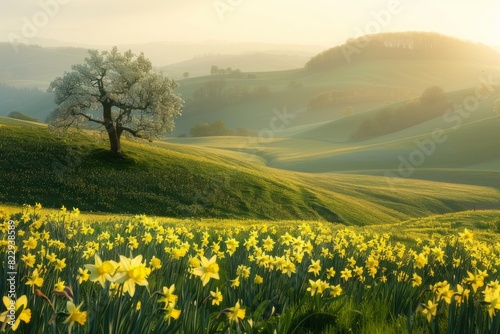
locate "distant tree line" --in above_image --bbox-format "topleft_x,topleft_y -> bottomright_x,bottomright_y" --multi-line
190,120 -> 257,137
352,86 -> 446,140
210,65 -> 246,78
305,32 -> 500,70
307,87 -> 415,110
190,66 -> 269,107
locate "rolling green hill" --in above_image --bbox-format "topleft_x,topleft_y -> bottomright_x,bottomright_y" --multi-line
174,59 -> 500,136
170,84 -> 500,192
1,120 -> 499,225
171,32 -> 500,136
306,32 -> 500,70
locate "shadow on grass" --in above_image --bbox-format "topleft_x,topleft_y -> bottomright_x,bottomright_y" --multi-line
88,148 -> 138,168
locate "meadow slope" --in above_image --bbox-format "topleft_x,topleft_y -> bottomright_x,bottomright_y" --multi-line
1,118 -> 499,225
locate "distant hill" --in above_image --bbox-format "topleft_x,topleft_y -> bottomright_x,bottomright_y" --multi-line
115,41 -> 323,67
306,32 -> 500,70
7,111 -> 38,122
0,84 -> 55,121
0,43 -> 88,88
0,42 -> 317,120
173,58 -> 500,136
160,52 -> 310,79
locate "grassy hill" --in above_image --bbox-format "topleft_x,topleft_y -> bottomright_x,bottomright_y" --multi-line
306,32 -> 500,70
174,58 -> 500,136
171,32 -> 500,136
1,119 -> 499,225
376,210 -> 500,244
170,85 -> 500,191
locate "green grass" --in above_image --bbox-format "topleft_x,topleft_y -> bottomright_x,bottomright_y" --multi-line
0,116 -> 46,127
169,87 -> 500,185
0,125 -> 332,221
1,122 -> 500,225
352,210 -> 500,245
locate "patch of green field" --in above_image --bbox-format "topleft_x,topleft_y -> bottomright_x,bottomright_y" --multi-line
0,116 -> 46,127
371,210 -> 500,245
171,87 -> 500,185
1,125 -> 341,221
2,124 -> 499,225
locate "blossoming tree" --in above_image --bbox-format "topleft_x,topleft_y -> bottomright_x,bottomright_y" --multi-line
48,47 -> 184,157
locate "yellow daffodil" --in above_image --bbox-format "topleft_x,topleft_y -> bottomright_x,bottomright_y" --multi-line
210,288 -> 223,306
225,238 -> 239,256
55,258 -> 67,271
163,301 -> 181,322
422,299 -> 438,323
149,256 -> 162,271
22,237 -> 37,250
0,295 -> 31,331
483,286 -> 500,318
308,259 -> 321,276
127,236 -> 139,249
21,253 -> 36,268
433,281 -> 454,304
63,301 -> 87,330
412,273 -> 422,287
340,268 -> 352,281
465,271 -> 484,292
326,267 -> 336,280
226,301 -> 245,322
142,232 -> 153,244
230,276 -> 240,288
414,253 -> 428,269
307,279 -> 320,296
157,284 -> 178,306
26,268 -> 44,292
192,255 -> 220,286
455,284 -> 470,305
458,228 -> 474,243
330,284 -> 342,297
113,255 -> 150,297
254,275 -> 264,284
54,279 -> 65,292
262,236 -> 275,252
77,268 -> 90,284
236,265 -> 251,280
85,255 -> 118,288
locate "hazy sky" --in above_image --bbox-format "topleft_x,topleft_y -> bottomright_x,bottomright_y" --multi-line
1,0 -> 500,47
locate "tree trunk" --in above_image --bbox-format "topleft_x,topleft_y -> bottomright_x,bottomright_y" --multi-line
103,103 -> 124,158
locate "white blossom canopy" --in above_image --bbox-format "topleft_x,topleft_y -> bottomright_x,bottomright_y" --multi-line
49,47 -> 184,155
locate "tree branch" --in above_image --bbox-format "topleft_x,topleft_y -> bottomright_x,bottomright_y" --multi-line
73,112 -> 105,125
119,126 -> 145,139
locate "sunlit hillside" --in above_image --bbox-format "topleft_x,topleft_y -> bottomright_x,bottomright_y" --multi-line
2,118 -> 499,226
174,32 -> 500,136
